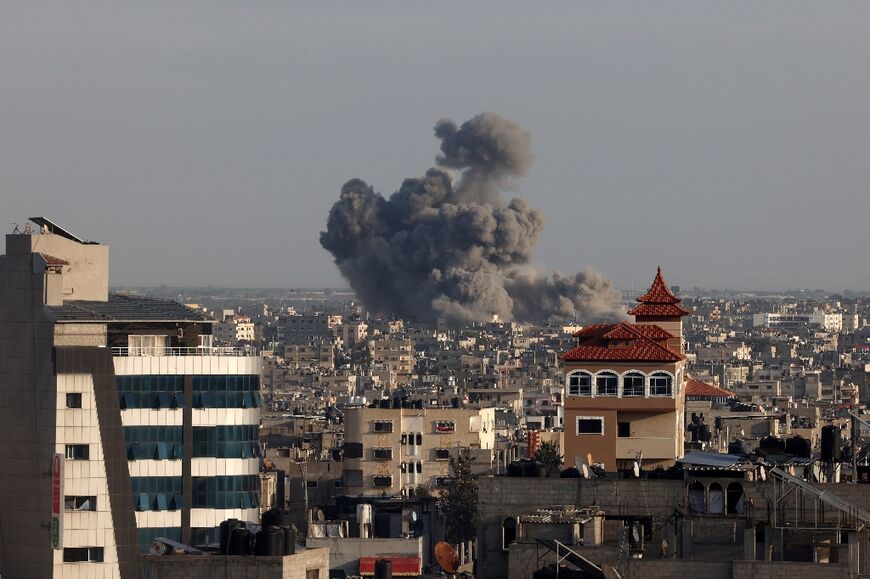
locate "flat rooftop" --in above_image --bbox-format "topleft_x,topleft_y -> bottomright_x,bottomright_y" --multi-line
47,294 -> 213,323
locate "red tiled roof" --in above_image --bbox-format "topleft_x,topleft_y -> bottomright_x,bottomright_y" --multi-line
562,321 -> 685,363
636,267 -> 682,304
562,340 -> 684,363
628,303 -> 691,317
39,253 -> 69,266
685,378 -> 735,398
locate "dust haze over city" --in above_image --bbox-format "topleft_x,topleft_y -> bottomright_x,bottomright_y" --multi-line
6,3 -> 870,579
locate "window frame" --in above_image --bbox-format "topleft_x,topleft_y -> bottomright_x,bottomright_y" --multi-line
567,372 -> 593,396
649,373 -> 673,397
576,416 -> 605,435
65,444 -> 89,460
65,393 -> 82,408
596,372 -> 619,397
622,372 -> 645,397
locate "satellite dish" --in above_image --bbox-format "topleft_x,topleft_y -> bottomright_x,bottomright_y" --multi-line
759,466 -> 767,481
315,508 -> 326,522
631,525 -> 641,543
435,541 -> 460,573
581,464 -> 590,479
410,511 -> 418,523
632,461 -> 641,479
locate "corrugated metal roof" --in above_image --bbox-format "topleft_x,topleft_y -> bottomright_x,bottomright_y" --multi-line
47,294 -> 213,323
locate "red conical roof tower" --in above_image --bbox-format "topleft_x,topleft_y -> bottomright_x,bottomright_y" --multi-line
628,267 -> 690,319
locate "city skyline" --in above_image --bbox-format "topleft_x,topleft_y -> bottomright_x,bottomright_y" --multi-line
4,2 -> 870,291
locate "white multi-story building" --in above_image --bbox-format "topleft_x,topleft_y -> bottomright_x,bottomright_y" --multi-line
0,219 -> 262,579
213,314 -> 256,343
752,311 -> 843,332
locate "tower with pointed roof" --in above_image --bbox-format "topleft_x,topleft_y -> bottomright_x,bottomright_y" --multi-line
629,266 -> 689,353
560,268 -> 688,473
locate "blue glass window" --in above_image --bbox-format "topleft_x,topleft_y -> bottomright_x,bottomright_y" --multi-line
192,375 -> 260,409
191,475 -> 259,509
123,426 -> 183,461
116,376 -> 184,409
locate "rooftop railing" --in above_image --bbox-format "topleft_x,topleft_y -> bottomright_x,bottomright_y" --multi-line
111,346 -> 259,357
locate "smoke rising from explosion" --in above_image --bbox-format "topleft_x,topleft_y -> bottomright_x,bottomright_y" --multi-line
320,113 -> 621,325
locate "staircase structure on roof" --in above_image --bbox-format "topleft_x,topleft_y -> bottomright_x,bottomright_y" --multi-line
770,467 -> 870,531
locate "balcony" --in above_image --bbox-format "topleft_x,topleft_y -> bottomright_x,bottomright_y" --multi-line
616,437 -> 677,460
112,346 -> 257,357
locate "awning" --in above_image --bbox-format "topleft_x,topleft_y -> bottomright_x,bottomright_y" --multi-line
359,556 -> 421,576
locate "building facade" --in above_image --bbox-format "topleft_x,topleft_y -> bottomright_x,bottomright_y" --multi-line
0,221 -> 262,579
342,405 -> 496,496
561,268 -> 688,472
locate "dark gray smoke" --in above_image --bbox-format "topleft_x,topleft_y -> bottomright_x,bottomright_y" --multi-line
320,113 -> 621,324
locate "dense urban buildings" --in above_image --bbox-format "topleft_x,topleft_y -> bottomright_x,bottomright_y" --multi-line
4,217 -> 870,578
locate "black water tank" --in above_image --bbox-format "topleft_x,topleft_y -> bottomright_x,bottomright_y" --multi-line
256,526 -> 285,556
786,436 -> 811,458
414,400 -> 424,409
375,559 -> 392,579
698,424 -> 711,442
220,519 -> 245,554
760,436 -> 786,452
379,399 -> 391,409
821,425 -> 842,462
228,527 -> 252,555
374,512 -> 391,538
261,508 -> 281,527
282,525 -> 296,555
560,467 -> 581,478
392,397 -> 402,409
526,461 -> 543,478
728,440 -> 747,455
451,397 -> 460,408
507,462 -> 524,477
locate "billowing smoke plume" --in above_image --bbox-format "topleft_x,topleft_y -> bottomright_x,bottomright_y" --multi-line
320,113 -> 621,325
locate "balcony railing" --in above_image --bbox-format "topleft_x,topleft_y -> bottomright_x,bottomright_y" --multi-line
111,346 -> 258,357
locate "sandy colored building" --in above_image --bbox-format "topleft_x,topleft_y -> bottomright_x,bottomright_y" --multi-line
342,405 -> 496,496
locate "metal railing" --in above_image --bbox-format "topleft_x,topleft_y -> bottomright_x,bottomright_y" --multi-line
111,346 -> 258,357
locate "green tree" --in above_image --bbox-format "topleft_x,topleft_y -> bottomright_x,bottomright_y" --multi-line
535,441 -> 563,477
437,450 -> 478,544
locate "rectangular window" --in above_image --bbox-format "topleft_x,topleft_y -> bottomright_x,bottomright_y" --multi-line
373,421 -> 393,433
65,444 -> 89,460
373,475 -> 392,488
435,448 -> 450,461
622,375 -> 645,397
372,447 -> 393,460
435,420 -> 455,433
64,496 -> 96,511
306,570 -> 320,579
596,374 -> 618,396
568,373 -> 592,396
65,393 -> 82,408
306,480 -> 318,489
576,417 -> 604,435
618,422 -> 631,438
62,547 -> 104,563
649,375 -> 672,397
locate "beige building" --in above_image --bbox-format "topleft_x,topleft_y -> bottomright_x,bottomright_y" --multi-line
213,314 -> 256,343
343,405 -> 496,496
284,343 -> 335,370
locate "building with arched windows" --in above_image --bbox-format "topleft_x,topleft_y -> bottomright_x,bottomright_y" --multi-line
562,268 -> 689,472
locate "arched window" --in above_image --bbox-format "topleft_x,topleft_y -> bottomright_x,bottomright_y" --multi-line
596,372 -> 618,396
567,372 -> 593,396
649,373 -> 673,397
727,482 -> 745,515
688,481 -> 705,514
502,517 -> 518,550
622,372 -> 645,397
709,483 -> 724,515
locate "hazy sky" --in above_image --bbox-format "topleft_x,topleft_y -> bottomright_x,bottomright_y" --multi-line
3,1 -> 869,292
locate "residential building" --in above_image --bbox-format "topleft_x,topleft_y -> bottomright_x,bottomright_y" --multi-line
561,268 -> 688,471
342,405 -> 496,496
0,220 -> 262,579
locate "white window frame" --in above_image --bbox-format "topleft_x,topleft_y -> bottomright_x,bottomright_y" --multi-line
622,371 -> 646,397
596,372 -> 619,397
567,371 -> 593,396
576,416 -> 605,436
649,372 -> 674,397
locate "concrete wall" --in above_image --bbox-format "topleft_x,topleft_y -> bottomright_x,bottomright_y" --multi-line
305,536 -> 421,575
146,549 -> 330,579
